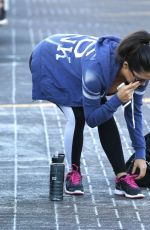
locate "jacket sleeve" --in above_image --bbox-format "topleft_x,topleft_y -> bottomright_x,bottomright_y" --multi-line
124,82 -> 149,159
82,61 -> 122,128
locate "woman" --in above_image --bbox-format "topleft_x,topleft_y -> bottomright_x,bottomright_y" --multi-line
30,30 -> 150,199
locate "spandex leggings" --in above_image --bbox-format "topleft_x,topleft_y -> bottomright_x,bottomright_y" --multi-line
59,100 -> 126,175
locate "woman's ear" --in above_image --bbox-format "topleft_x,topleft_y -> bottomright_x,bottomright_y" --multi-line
122,61 -> 129,70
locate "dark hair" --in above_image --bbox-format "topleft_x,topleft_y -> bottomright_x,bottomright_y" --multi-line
116,30 -> 150,73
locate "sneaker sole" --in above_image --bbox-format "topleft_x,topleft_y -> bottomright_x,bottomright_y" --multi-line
0,19 -> 8,26
114,189 -> 145,199
65,188 -> 84,195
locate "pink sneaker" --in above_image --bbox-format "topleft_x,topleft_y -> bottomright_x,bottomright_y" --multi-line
65,164 -> 84,195
115,174 -> 144,199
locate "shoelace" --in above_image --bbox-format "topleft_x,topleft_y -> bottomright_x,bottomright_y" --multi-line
120,174 -> 138,188
68,164 -> 81,185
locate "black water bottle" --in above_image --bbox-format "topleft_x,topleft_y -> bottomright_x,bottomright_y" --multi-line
50,153 -> 65,201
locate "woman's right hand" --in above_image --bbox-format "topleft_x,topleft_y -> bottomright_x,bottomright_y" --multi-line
117,82 -> 140,103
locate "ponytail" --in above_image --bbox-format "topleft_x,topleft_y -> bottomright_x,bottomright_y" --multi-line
116,30 -> 150,72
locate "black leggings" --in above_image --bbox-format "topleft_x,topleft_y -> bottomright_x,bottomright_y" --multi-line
59,102 -> 126,175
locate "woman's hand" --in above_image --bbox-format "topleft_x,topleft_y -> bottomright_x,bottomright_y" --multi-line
132,159 -> 147,180
117,82 -> 140,103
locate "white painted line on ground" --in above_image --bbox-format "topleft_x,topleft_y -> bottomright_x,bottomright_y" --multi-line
55,107 -> 81,229
73,197 -> 80,229
96,218 -> 101,228
132,200 -> 137,210
88,127 -> 123,229
0,102 -> 55,108
118,221 -> 123,230
136,211 -> 141,222
0,98 -> 150,109
108,187 -> 112,195
141,223 -> 145,230
11,25 -> 17,230
111,198 -> 116,207
81,137 -> 101,227
40,105 -> 59,230
54,203 -> 59,230
115,116 -> 132,154
28,23 -> 60,230
40,105 -> 51,163
115,209 -> 119,218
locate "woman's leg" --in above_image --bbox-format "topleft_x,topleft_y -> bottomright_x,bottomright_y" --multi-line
98,97 -> 127,176
98,97 -> 144,199
59,106 -> 85,171
98,117 -> 127,176
71,107 -> 85,170
59,106 -> 85,195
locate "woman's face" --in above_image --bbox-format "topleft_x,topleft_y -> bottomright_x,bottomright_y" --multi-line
121,61 -> 150,86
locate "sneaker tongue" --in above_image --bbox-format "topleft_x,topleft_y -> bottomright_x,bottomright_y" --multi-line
72,164 -> 80,173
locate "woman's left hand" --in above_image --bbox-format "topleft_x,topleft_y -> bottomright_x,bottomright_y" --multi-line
132,159 -> 147,180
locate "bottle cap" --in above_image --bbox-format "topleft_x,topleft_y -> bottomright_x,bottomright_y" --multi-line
51,153 -> 65,163
52,155 -> 59,163
58,153 -> 65,163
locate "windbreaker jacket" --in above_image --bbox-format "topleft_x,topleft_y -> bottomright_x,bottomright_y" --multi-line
30,34 -> 149,159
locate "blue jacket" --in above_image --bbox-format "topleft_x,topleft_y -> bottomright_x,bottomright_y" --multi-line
30,34 -> 148,159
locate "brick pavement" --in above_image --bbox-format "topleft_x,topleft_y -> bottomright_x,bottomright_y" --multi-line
0,0 -> 150,229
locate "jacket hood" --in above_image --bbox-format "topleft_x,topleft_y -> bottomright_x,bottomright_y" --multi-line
95,36 -> 121,90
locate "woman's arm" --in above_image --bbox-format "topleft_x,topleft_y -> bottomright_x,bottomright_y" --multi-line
124,84 -> 149,159
82,61 -> 122,127
124,83 -> 149,179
